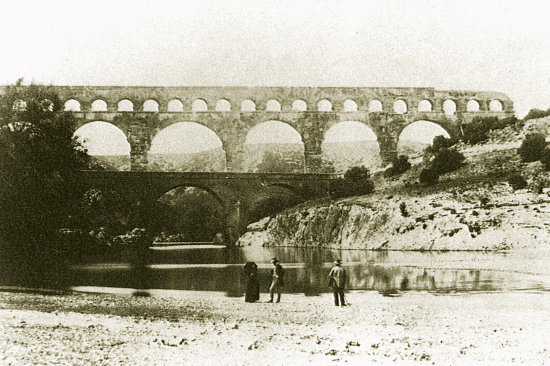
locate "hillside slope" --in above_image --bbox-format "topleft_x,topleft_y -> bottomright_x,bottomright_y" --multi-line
238,117 -> 550,250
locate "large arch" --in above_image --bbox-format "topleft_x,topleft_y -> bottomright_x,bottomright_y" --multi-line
243,120 -> 304,173
321,121 -> 380,173
148,122 -> 226,172
397,120 -> 451,157
73,121 -> 131,170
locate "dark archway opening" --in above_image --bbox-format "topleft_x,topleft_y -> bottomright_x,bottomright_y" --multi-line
154,186 -> 225,243
247,185 -> 304,224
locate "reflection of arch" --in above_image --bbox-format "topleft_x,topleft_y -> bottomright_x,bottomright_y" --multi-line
167,99 -> 184,112
418,99 -> 432,112
216,99 -> 231,112
143,99 -> 159,112
192,99 -> 208,112
321,121 -> 380,173
64,99 -> 81,112
91,99 -> 107,112
117,99 -> 133,112
443,99 -> 456,115
393,100 -> 407,114
489,100 -> 503,112
266,99 -> 281,112
398,120 -> 451,155
467,100 -> 480,112
73,121 -> 131,156
292,99 -> 307,111
369,100 -> 383,112
318,99 -> 332,111
241,99 -> 256,112
343,99 -> 357,112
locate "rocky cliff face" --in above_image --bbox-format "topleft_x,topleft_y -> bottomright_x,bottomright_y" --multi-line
238,186 -> 550,251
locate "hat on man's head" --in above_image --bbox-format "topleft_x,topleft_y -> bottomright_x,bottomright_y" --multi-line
271,258 -> 279,263
334,259 -> 342,265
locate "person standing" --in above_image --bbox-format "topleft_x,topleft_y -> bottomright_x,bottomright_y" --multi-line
328,259 -> 347,306
243,262 -> 260,303
267,258 -> 284,303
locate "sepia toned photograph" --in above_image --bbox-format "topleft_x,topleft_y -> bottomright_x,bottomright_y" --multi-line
0,0 -> 549,364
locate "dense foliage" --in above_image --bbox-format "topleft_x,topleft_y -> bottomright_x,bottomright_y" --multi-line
462,116 -> 520,144
518,133 -> 547,162
419,167 -> 439,185
330,166 -> 375,199
541,148 -> 550,171
0,81 -> 91,285
523,107 -> 550,121
507,174 -> 527,190
384,155 -> 411,177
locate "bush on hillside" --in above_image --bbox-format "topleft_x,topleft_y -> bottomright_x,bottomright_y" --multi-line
507,174 -> 527,190
541,148 -> 550,171
524,108 -> 550,121
430,148 -> 465,175
462,116 -> 519,144
330,166 -> 375,199
419,168 -> 439,185
384,155 -> 411,177
518,133 -> 547,162
425,135 -> 456,155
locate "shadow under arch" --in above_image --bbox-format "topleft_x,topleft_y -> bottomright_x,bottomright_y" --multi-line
148,121 -> 227,172
246,183 -> 305,224
243,120 -> 305,173
73,121 -> 131,170
321,120 -> 381,173
153,183 -> 229,243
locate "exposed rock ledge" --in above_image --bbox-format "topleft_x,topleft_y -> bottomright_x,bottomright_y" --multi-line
238,188 -> 550,251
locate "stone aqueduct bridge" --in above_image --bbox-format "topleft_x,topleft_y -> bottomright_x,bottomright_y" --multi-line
57,86 -> 513,244
83,170 -> 333,244
55,86 -> 515,172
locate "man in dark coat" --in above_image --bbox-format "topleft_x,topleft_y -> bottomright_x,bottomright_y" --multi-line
267,258 -> 284,303
328,259 -> 347,306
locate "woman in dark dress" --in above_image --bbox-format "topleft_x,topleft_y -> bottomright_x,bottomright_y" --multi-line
243,262 -> 260,303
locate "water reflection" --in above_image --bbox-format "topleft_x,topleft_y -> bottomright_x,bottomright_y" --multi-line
70,247 -> 550,296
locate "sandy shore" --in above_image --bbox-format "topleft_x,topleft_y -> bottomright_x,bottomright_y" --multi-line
0,289 -> 549,365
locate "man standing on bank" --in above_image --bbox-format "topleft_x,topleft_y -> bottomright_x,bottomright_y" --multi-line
328,259 -> 347,306
267,258 -> 284,303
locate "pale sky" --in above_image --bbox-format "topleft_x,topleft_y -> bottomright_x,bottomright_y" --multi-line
1,0 -> 549,119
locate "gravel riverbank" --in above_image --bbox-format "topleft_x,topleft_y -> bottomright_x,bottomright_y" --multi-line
1,289 -> 549,365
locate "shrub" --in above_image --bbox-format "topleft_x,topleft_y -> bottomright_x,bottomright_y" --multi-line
419,168 -> 439,185
508,174 -> 527,190
330,166 -> 375,199
523,108 -> 550,121
384,155 -> 411,177
430,148 -> 465,175
518,133 -> 547,162
462,116 -> 519,144
426,135 -> 456,154
541,148 -> 550,171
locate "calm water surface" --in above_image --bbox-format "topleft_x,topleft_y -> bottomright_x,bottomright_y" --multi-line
70,246 -> 550,297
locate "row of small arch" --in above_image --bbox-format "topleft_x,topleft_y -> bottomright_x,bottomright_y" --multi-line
64,98 -> 505,115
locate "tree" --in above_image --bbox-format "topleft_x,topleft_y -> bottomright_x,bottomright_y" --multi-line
518,133 -> 547,162
0,80 -> 91,286
330,166 -> 375,199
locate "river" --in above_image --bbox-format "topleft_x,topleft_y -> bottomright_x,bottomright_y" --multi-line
69,246 -> 550,297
